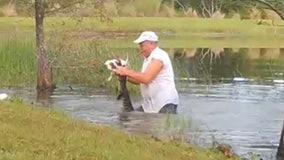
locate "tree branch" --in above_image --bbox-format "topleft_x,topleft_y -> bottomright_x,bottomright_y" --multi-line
45,0 -> 83,16
254,0 -> 284,20
175,0 -> 187,14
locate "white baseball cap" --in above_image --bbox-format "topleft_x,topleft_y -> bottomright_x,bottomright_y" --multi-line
133,31 -> 158,44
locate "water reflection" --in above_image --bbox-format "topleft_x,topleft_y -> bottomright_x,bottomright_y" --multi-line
172,47 -> 284,84
36,90 -> 53,107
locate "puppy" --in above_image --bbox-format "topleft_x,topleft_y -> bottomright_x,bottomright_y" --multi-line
104,58 -> 127,81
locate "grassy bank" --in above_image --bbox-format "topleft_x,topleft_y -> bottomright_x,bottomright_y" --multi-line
1,17 -> 283,36
0,100 -> 236,160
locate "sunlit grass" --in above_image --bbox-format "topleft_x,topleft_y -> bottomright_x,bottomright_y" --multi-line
0,35 -> 141,90
50,40 -> 141,88
0,17 -> 283,36
0,37 -> 36,86
103,36 -> 284,48
0,101 -> 236,160
0,17 -> 283,87
2,17 -> 283,48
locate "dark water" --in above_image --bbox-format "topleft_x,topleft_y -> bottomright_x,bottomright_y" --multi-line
171,47 -> 284,82
1,47 -> 284,159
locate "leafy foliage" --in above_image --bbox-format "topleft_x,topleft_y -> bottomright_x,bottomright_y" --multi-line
1,0 -> 284,19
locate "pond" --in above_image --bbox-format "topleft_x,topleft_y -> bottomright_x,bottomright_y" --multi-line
1,46 -> 284,159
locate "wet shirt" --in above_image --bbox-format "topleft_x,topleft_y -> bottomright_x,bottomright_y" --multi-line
140,47 -> 179,113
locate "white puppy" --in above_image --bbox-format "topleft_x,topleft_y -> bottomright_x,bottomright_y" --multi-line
104,59 -> 128,81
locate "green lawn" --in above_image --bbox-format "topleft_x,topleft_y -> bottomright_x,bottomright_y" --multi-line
0,17 -> 283,35
0,17 -> 283,86
1,17 -> 283,47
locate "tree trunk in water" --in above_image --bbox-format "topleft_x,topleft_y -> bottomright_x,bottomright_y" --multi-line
277,122 -> 284,160
35,0 -> 55,91
36,89 -> 52,107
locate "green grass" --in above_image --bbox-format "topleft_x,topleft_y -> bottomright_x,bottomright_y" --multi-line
0,17 -> 283,36
0,37 -> 36,86
0,100 -> 237,160
1,17 -> 283,48
0,34 -> 142,89
103,35 -> 284,48
0,17 -> 283,87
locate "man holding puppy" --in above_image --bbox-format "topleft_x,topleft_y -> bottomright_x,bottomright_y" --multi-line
112,31 -> 179,114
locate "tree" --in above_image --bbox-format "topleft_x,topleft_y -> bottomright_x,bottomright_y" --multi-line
33,0 -> 109,104
180,0 -> 248,18
34,0 -> 107,93
0,0 -> 12,6
222,0 -> 284,20
253,0 -> 284,20
35,0 -> 54,92
176,0 -> 284,19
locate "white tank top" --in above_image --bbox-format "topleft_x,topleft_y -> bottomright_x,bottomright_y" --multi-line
140,47 -> 179,113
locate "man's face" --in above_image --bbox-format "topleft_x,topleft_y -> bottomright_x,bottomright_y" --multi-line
138,41 -> 152,57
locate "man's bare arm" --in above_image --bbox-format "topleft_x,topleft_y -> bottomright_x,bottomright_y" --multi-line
127,77 -> 139,85
113,59 -> 163,85
126,59 -> 163,84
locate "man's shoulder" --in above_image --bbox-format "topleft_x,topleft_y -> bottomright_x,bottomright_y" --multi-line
153,47 -> 169,56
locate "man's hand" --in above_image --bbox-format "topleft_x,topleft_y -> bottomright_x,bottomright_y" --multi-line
112,66 -> 128,76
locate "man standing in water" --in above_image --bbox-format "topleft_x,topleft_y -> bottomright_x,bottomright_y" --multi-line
113,31 -> 179,114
